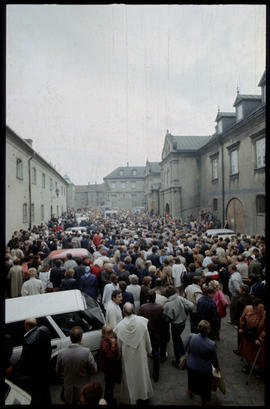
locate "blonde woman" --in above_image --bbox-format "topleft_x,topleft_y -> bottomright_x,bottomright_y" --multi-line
208,280 -> 228,339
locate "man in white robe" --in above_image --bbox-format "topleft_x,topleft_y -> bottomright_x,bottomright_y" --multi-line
114,302 -> 153,404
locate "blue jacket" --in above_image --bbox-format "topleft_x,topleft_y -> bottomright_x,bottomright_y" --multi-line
197,295 -> 219,325
80,273 -> 98,300
184,333 -> 219,374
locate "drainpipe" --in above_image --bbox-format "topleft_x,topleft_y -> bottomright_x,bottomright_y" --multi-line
28,155 -> 33,230
219,135 -> 225,227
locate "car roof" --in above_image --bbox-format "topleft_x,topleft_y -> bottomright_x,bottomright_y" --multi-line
5,290 -> 85,323
48,248 -> 90,260
205,229 -> 236,235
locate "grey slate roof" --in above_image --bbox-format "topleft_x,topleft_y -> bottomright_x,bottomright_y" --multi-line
148,162 -> 161,173
258,70 -> 266,86
172,135 -> 213,150
63,174 -> 74,185
233,94 -> 261,107
75,184 -> 104,192
104,166 -> 146,179
215,112 -> 236,121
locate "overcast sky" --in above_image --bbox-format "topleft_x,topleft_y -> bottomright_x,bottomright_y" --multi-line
6,4 -> 266,185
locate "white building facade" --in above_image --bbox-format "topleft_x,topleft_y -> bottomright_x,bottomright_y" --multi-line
6,126 -> 68,243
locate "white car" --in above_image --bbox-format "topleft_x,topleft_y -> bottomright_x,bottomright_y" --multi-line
5,379 -> 31,405
205,228 -> 237,240
5,290 -> 105,375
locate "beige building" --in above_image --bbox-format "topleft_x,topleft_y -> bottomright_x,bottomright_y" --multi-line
103,166 -> 146,210
6,126 -> 69,242
74,184 -> 105,209
159,70 -> 265,235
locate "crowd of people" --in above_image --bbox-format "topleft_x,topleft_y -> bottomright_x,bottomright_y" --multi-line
5,207 -> 266,405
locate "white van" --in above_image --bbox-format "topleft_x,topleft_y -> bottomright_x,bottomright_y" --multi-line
5,290 -> 105,374
5,379 -> 31,405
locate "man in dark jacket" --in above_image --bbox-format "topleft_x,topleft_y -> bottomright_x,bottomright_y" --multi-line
80,266 -> 98,300
119,280 -> 134,311
138,290 -> 163,382
11,318 -> 52,405
197,287 -> 219,340
147,246 -> 161,268
50,259 -> 65,289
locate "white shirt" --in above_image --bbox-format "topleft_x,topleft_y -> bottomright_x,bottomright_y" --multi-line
102,283 -> 119,310
21,277 -> 43,296
172,264 -> 186,287
105,300 -> 123,329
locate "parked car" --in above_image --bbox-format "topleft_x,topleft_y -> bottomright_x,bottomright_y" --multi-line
42,248 -> 91,267
5,290 -> 105,376
5,379 -> 31,405
65,226 -> 87,234
205,228 -> 236,240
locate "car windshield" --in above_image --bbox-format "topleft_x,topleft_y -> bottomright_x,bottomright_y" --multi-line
82,293 -> 105,328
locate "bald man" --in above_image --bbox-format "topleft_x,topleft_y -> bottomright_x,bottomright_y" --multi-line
12,317 -> 52,405
114,302 -> 153,404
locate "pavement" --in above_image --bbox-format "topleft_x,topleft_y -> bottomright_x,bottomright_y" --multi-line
50,299 -> 265,406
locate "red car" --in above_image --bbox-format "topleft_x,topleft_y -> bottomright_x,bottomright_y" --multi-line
42,248 -> 92,267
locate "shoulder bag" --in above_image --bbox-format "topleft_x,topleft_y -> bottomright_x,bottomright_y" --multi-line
179,335 -> 193,370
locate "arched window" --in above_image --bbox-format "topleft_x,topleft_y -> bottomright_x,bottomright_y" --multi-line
16,158 -> 23,179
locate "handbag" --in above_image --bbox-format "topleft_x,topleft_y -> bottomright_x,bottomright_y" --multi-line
179,335 -> 193,370
211,365 -> 221,391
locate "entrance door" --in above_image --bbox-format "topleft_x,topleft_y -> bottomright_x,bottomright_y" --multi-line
226,198 -> 245,233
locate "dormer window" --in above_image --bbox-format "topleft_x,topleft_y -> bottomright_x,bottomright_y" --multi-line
217,121 -> 223,134
236,104 -> 243,122
132,169 -> 137,176
119,170 -> 123,177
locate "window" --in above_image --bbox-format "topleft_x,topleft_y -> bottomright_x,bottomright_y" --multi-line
23,203 -> 28,223
32,167 -> 36,184
212,158 -> 218,179
256,138 -> 265,168
16,158 -> 23,179
213,198 -> 218,211
55,181 -> 57,190
131,182 -> 136,189
236,104 -> 243,121
61,186 -> 63,195
217,121 -> 223,134
31,204 -> 35,223
42,173 -> 46,188
256,195 -> 265,214
122,182 -> 126,189
41,204 -> 44,219
111,182 -> 116,189
50,177 -> 53,191
231,150 -> 239,175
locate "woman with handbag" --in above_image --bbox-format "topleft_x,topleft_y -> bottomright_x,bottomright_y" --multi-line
238,298 -> 265,376
184,320 -> 220,406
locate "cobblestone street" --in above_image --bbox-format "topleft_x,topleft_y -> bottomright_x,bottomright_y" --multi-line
50,304 -> 265,406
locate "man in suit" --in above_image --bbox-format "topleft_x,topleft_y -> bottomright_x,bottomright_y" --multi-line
56,326 -> 97,404
11,318 -> 52,405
